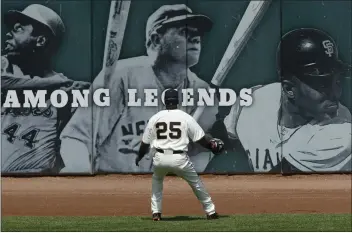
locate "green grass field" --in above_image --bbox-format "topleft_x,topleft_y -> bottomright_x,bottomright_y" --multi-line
2,214 -> 351,232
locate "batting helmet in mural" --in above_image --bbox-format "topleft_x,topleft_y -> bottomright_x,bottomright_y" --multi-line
277,28 -> 350,79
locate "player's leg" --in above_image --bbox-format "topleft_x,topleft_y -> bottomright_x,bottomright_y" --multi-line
151,165 -> 168,220
172,159 -> 217,218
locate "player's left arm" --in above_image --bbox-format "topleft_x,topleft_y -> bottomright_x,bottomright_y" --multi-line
196,87 -> 233,149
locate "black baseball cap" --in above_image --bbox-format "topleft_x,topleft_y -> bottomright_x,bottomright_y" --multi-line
146,4 -> 213,40
164,89 -> 179,106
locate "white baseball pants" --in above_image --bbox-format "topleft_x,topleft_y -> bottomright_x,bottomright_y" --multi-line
150,151 -> 216,215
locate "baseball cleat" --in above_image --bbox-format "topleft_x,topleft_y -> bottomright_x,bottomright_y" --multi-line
152,213 -> 161,221
206,212 -> 219,220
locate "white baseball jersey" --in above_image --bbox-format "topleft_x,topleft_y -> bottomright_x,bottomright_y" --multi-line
142,109 -> 205,152
1,68 -> 71,173
147,109 -> 216,216
60,56 -> 218,173
224,82 -> 352,172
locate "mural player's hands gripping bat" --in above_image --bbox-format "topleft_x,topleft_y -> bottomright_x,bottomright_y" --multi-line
93,0 -> 131,155
192,0 -> 272,121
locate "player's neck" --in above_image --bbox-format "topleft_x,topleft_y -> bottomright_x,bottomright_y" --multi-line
166,105 -> 177,110
152,58 -> 187,89
280,96 -> 312,128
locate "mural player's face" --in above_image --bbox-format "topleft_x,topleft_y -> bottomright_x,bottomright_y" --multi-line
159,25 -> 201,67
4,22 -> 37,58
294,74 -> 342,118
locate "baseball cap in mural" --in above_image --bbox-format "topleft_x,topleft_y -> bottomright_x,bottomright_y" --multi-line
146,4 -> 213,39
4,4 -> 65,40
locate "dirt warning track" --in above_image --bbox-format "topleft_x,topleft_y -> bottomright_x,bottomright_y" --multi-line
2,174 -> 351,216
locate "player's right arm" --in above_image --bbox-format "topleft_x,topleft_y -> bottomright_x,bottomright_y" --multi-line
1,73 -> 73,90
187,114 -> 205,142
59,68 -> 125,173
187,115 -> 217,151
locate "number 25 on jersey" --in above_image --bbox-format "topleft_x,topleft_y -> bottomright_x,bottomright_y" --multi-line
156,122 -> 182,139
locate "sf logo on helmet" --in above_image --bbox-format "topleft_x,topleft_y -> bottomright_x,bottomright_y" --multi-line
322,40 -> 334,57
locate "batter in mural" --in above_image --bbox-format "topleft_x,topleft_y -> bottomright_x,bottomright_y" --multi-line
222,28 -> 351,173
1,4 -> 90,173
60,4 -> 227,173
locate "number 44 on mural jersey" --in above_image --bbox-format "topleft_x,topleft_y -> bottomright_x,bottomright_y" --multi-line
2,123 -> 40,149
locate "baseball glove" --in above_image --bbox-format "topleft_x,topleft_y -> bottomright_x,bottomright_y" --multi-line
209,138 -> 225,155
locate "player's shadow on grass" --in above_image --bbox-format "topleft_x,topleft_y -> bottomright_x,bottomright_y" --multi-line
143,215 -> 230,221
161,216 -> 204,221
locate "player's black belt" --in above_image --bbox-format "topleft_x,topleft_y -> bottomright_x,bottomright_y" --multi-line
156,149 -> 184,154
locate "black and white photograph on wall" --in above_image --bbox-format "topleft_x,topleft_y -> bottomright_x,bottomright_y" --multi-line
59,2 -> 229,174
1,3 -> 91,174
2,0 -> 351,175
223,28 -> 352,173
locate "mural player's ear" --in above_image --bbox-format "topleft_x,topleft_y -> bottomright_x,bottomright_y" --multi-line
282,80 -> 295,99
150,33 -> 161,48
36,35 -> 47,48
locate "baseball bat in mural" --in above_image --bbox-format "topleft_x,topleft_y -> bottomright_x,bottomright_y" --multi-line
93,0 -> 131,154
192,0 -> 271,121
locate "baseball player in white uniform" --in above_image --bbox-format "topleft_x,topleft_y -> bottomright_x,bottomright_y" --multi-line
1,4 -> 90,174
59,4 -> 225,173
219,28 -> 351,173
135,89 -> 224,221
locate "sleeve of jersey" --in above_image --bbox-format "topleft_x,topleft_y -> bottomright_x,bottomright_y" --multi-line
1,73 -> 69,90
187,116 -> 205,142
142,118 -> 155,144
283,123 -> 351,172
59,69 -> 125,156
